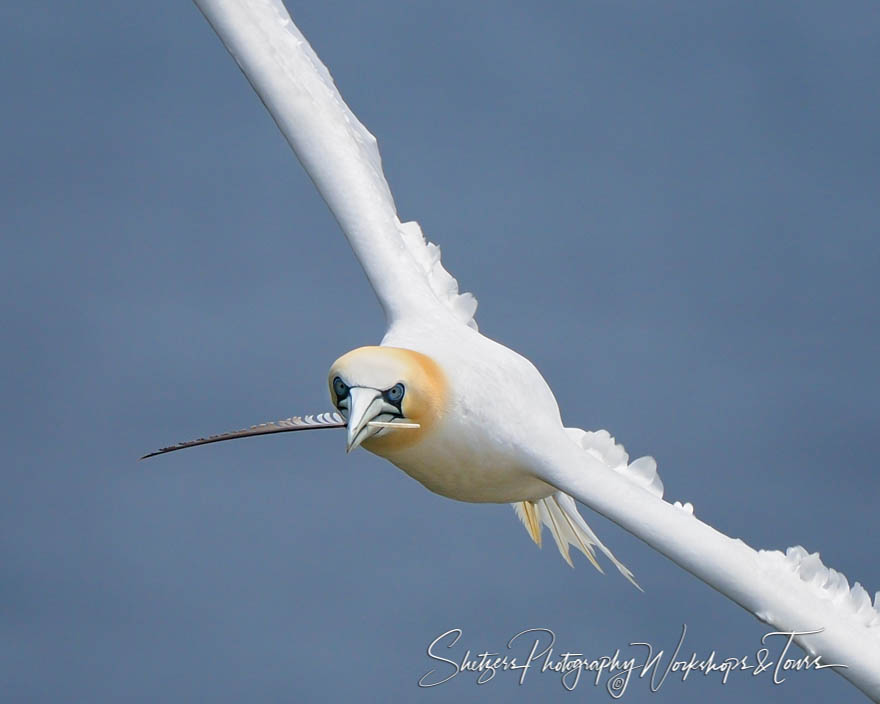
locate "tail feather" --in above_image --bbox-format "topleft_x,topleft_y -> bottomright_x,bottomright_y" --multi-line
555,493 -> 641,591
540,496 -> 576,567
512,425 -> 655,590
513,500 -> 542,547
514,494 -> 640,589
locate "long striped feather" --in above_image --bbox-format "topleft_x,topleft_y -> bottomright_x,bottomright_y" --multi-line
141,412 -> 345,459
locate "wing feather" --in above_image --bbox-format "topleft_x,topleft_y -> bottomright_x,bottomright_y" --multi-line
193,0 -> 477,329
141,412 -> 345,459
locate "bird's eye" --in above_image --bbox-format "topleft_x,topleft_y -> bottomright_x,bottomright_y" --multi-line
332,376 -> 349,399
385,383 -> 405,403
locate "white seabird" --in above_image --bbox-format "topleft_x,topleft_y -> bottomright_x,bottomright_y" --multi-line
142,4 -> 880,698
142,0 -> 665,588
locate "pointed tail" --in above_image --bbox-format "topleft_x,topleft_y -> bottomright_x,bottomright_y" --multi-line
512,426 -> 664,590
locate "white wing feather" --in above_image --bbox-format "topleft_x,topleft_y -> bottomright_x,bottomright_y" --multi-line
526,434 -> 880,698
193,0 -> 477,329
566,427 -> 664,499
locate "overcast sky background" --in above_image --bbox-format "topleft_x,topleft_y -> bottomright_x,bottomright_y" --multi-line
2,1 -> 879,701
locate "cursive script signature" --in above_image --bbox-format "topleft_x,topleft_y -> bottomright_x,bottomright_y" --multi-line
418,625 -> 847,696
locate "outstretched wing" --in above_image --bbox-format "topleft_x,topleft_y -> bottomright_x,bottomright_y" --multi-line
194,0 -> 477,329
526,429 -> 880,697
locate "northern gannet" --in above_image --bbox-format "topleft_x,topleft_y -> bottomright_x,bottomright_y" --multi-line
140,3 -> 880,697
143,0 -> 662,589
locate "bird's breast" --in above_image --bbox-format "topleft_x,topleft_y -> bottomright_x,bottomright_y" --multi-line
369,325 -> 564,502
366,418 -> 556,503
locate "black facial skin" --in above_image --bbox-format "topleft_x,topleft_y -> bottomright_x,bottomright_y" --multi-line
332,377 -> 405,416
384,382 -> 405,410
332,376 -> 349,403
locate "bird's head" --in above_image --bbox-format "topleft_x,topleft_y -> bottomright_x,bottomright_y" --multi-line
141,345 -> 448,461
329,346 -> 447,454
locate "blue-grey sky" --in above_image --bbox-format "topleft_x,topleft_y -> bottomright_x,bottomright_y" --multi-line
2,1 -> 878,701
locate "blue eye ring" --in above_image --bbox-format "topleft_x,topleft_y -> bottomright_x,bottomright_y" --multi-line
332,376 -> 349,399
385,383 -> 405,403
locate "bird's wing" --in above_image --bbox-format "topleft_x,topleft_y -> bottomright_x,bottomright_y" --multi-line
528,426 -> 880,699
194,0 -> 477,329
565,427 -> 664,498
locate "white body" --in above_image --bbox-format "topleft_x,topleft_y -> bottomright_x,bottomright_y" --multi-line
381,321 -> 560,503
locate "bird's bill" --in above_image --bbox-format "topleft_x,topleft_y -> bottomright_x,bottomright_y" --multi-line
344,387 -> 420,453
346,387 -> 386,452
